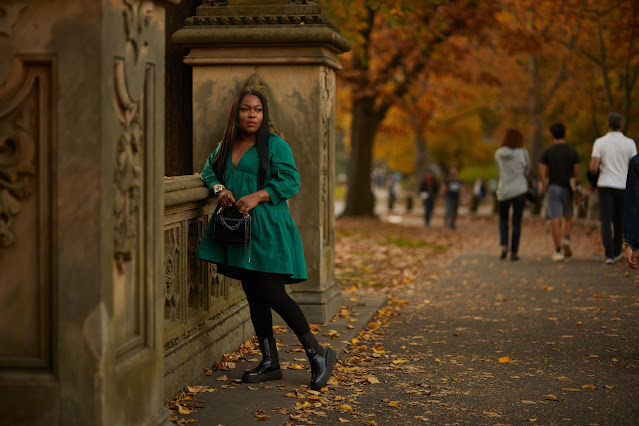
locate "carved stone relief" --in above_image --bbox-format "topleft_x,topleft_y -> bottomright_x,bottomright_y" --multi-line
188,219 -> 207,312
0,60 -> 52,368
164,225 -> 183,323
319,66 -> 334,246
0,96 -> 35,248
112,0 -> 158,357
113,0 -> 154,271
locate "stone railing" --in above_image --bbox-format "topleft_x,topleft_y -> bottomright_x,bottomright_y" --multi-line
163,175 -> 253,398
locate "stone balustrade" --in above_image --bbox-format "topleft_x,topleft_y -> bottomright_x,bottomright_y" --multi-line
162,175 -> 253,398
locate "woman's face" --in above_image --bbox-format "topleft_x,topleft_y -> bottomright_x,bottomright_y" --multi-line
238,94 -> 263,136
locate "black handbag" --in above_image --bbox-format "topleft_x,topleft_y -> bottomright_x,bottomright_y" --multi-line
213,206 -> 252,262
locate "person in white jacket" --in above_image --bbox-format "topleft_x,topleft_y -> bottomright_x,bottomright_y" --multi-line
495,128 -> 530,261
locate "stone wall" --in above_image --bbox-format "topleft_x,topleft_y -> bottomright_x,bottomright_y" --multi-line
162,175 -> 253,398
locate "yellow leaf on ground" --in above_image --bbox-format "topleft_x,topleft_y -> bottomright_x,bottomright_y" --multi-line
387,401 -> 399,407
339,418 -> 350,423
217,375 -> 227,381
499,356 -> 510,363
581,384 -> 596,390
367,376 -> 380,384
340,404 -> 353,411
177,404 -> 194,415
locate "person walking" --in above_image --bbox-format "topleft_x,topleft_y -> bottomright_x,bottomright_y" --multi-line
624,154 -> 639,269
589,112 -> 637,264
198,90 -> 335,390
443,166 -> 462,229
419,170 -> 439,226
539,122 -> 581,261
495,128 -> 529,261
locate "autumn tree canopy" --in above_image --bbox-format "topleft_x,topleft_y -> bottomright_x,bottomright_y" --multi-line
325,0 -> 639,217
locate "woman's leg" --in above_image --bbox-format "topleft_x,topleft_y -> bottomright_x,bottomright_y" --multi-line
240,271 -> 282,382
510,193 -> 527,255
256,272 -> 335,391
241,275 -> 274,339
498,199 -> 510,248
256,272 -> 310,337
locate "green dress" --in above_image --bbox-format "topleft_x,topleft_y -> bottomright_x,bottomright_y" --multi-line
198,133 -> 307,284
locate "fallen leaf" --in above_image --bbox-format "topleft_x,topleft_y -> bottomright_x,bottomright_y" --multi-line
544,394 -> 561,401
339,418 -> 350,423
217,375 -> 227,381
339,404 -> 353,411
387,401 -> 399,407
521,400 -> 537,404
603,385 -> 616,389
367,376 -> 380,384
499,356 -> 510,363
581,384 -> 596,390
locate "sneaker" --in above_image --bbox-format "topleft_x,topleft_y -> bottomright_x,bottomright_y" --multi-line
605,257 -> 615,264
500,246 -> 508,260
613,253 -> 623,262
552,251 -> 565,261
562,238 -> 572,257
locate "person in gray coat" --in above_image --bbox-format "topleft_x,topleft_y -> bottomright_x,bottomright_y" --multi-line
495,128 -> 530,260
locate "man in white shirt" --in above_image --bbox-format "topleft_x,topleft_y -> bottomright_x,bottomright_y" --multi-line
589,112 -> 637,264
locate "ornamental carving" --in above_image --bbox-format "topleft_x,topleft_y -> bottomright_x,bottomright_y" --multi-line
114,0 -> 154,270
0,1 -> 26,37
0,69 -> 37,248
185,14 -> 337,32
164,226 -> 183,322
319,66 -> 334,246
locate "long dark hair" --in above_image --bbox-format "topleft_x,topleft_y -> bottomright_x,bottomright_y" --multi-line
211,90 -> 270,186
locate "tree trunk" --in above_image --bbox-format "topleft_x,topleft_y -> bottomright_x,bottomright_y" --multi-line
528,54 -> 543,176
412,114 -> 429,191
341,98 -> 383,217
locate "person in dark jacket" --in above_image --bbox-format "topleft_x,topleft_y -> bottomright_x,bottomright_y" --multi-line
624,154 -> 639,269
419,170 -> 439,226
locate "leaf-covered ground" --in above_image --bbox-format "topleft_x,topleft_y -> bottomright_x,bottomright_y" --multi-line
168,213 -> 638,425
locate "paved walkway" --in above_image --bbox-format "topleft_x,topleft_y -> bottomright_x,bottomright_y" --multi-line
170,210 -> 639,425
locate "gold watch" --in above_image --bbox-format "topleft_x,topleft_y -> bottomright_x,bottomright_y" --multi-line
213,184 -> 226,195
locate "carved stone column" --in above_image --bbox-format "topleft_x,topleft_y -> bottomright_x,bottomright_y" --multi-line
0,0 -> 178,424
174,0 -> 350,323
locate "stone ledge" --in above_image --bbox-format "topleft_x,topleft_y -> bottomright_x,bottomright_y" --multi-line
164,175 -> 210,208
173,25 -> 350,53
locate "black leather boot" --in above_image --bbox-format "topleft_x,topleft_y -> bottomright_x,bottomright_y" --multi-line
299,331 -> 336,391
241,337 -> 283,383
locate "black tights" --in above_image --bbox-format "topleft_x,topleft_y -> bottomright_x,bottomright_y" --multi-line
240,270 -> 310,339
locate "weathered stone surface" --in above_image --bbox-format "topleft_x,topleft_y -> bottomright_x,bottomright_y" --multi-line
1,0 -> 177,424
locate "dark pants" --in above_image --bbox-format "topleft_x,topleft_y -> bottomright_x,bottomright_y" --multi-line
597,187 -> 626,259
423,199 -> 434,226
498,193 -> 526,254
444,196 -> 459,229
240,270 -> 310,339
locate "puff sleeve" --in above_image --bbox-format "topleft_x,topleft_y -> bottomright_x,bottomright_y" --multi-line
200,145 -> 221,191
264,137 -> 300,205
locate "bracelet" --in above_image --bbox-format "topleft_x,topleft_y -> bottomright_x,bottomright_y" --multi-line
213,184 -> 226,195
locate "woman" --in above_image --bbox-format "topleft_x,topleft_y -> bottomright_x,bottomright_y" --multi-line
494,128 -> 530,261
198,90 -> 335,391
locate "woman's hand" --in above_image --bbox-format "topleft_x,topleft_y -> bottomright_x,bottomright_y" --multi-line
235,190 -> 271,216
235,193 -> 261,216
217,189 -> 236,209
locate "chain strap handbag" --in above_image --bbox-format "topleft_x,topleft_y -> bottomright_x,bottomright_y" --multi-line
213,206 -> 252,262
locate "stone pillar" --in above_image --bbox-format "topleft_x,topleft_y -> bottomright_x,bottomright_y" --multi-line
0,0 -> 177,424
173,0 -> 350,323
